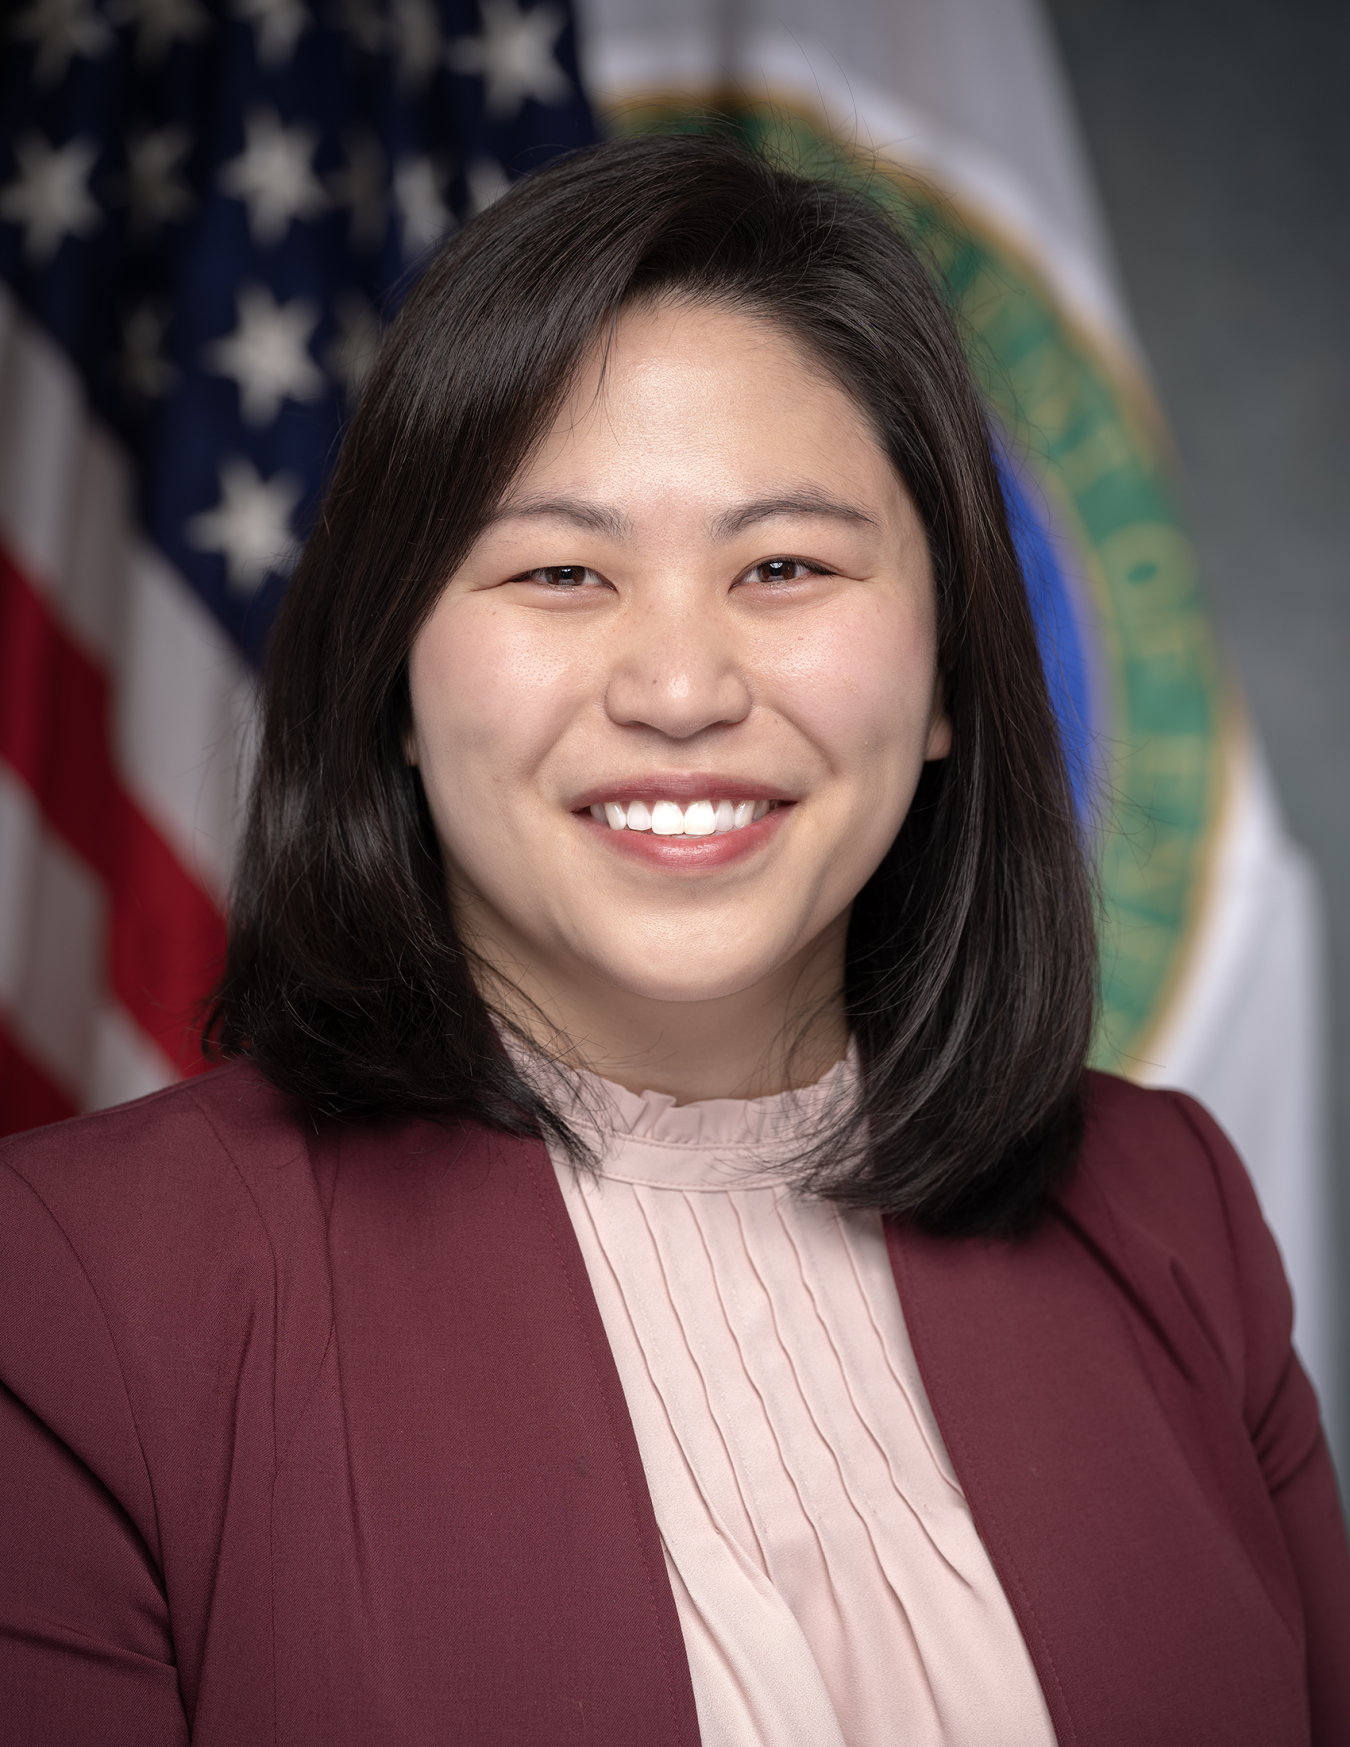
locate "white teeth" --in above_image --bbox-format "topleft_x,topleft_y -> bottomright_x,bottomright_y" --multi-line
590,797 -> 781,835
651,800 -> 684,835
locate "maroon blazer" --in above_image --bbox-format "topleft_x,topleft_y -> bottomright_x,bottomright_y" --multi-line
1,1063 -> 1347,1746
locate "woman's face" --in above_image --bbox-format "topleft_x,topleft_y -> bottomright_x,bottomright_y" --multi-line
407,300 -> 949,1048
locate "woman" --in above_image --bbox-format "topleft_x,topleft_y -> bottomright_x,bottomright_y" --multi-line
1,134 -> 1347,1746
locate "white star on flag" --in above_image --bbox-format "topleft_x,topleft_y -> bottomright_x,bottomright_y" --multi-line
390,0 -> 441,90
232,0 -> 310,70
204,284 -> 327,426
447,0 -> 569,119
122,303 -> 178,398
392,156 -> 453,259
12,0 -> 112,88
121,309 -> 179,403
108,0 -> 211,65
327,290 -> 382,401
0,133 -> 102,266
329,128 -> 386,253
218,108 -> 329,249
466,157 -> 510,216
187,457 -> 303,596
334,0 -> 383,55
123,126 -> 195,237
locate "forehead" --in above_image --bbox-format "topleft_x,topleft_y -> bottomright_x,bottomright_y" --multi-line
511,298 -> 898,509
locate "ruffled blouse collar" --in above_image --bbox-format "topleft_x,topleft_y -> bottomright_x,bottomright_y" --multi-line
511,1039 -> 857,1190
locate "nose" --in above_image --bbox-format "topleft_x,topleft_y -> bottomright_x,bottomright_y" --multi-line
603,589 -> 752,740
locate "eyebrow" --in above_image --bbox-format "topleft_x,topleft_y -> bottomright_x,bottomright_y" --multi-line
487,496 -> 633,538
489,489 -> 878,543
709,491 -> 879,540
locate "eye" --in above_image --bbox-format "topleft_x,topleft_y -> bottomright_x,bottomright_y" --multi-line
513,564 -> 604,590
740,557 -> 826,587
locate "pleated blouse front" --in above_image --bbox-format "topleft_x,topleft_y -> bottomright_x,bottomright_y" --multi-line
543,1059 -> 1057,1747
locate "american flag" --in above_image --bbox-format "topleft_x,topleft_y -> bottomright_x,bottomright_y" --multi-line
0,0 -> 597,1133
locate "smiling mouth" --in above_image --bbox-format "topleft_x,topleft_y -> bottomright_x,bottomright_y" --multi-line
585,798 -> 782,836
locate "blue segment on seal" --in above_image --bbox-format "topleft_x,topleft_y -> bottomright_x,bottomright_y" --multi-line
996,450 -> 1097,820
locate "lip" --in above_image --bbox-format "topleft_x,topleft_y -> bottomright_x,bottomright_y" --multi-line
575,796 -> 793,871
570,774 -> 797,810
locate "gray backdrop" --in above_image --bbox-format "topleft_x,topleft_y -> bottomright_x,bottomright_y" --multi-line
1045,0 -> 1350,1459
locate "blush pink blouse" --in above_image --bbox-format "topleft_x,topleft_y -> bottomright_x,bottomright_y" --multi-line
539,1057 -> 1057,1747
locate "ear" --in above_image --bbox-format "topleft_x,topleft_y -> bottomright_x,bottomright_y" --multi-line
402,728 -> 419,767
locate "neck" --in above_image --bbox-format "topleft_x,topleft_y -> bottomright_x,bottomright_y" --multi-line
477,918 -> 851,1105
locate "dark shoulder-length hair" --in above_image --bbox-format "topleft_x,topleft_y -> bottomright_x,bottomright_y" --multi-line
209,131 -> 1097,1238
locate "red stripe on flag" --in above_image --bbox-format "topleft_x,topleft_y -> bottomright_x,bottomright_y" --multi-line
0,544 -> 227,1079
0,1017 -> 78,1136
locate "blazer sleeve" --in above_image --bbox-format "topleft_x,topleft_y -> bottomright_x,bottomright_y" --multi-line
0,1161 -> 189,1747
1171,1091 -> 1350,1742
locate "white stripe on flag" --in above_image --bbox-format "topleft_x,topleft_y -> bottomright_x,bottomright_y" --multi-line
0,755 -> 103,1098
0,757 -> 176,1105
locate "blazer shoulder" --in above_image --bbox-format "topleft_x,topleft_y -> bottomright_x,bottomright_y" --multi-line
5,1062 -> 338,1286
0,1065 -> 321,1408
0,1064 -> 338,1555
1070,1070 -> 1297,1430
0,1058 -> 311,1194
0,1061 -> 329,1373
1075,1068 -> 1264,1249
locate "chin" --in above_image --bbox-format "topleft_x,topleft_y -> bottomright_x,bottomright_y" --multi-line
586,948 -> 785,1008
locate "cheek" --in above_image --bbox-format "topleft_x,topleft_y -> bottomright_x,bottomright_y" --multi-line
762,593 -> 939,784
408,600 -> 584,791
